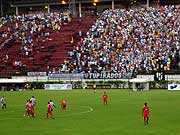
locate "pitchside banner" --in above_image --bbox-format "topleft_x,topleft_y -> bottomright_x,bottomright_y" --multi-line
168,84 -> 180,90
86,85 -> 111,89
48,73 -> 83,79
84,72 -> 132,79
44,84 -> 72,90
48,72 -> 132,79
28,72 -> 46,76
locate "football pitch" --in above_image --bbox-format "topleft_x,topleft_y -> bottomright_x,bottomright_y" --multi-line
0,89 -> 180,135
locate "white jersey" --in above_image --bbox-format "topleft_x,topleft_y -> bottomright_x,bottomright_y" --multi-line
1,97 -> 6,104
50,101 -> 55,108
30,98 -> 36,106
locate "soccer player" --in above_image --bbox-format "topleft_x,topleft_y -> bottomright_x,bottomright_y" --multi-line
30,96 -> 36,106
93,84 -> 97,93
24,99 -> 30,117
24,83 -> 29,91
50,99 -> 56,110
61,99 -> 67,111
28,101 -> 35,118
0,96 -> 7,109
46,102 -> 53,119
102,92 -> 108,105
142,102 -> 150,125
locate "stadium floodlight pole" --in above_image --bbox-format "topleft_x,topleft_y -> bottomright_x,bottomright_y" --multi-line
16,6 -> 19,15
78,2 -> 82,18
147,0 -> 149,7
112,0 -> 114,10
47,5 -> 50,13
72,0 -> 76,17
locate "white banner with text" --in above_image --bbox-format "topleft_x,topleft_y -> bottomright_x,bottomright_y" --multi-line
44,84 -> 72,90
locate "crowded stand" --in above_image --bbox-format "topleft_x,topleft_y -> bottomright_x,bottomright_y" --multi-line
0,11 -> 72,76
0,5 -> 179,77
67,5 -> 180,75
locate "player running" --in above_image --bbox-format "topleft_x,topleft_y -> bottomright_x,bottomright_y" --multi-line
24,99 -> 30,117
28,101 -> 35,118
50,99 -> 56,110
142,102 -> 150,125
46,102 -> 54,119
30,96 -> 36,106
102,92 -> 108,105
24,83 -> 30,91
61,99 -> 67,111
1,96 -> 7,109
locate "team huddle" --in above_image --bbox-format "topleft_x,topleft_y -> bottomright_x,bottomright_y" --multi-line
1,92 -> 149,125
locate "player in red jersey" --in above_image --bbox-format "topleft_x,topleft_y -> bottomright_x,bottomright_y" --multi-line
28,101 -> 35,118
24,83 -> 29,91
102,92 -> 108,105
46,102 -> 53,119
24,99 -> 30,117
142,102 -> 150,125
61,99 -> 67,111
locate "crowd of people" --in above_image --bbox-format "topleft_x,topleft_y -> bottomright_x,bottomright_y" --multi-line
0,11 -> 70,67
67,5 -> 179,75
0,5 -> 179,76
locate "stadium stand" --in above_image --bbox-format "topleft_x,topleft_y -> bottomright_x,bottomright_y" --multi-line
0,5 -> 179,77
0,11 -> 96,77
66,5 -> 179,74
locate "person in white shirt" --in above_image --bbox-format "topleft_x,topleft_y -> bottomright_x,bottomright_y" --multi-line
1,96 -> 7,109
50,99 -> 56,110
30,96 -> 36,106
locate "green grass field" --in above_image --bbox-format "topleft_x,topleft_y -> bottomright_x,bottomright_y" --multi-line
0,89 -> 180,135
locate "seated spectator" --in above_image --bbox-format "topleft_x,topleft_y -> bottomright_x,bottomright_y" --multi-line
66,5 -> 179,76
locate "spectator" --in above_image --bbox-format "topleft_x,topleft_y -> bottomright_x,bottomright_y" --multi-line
66,5 -> 179,76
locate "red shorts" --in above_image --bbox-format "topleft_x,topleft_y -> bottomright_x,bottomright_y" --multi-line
62,105 -> 66,108
29,110 -> 34,114
144,113 -> 149,117
103,98 -> 107,101
47,111 -> 52,115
